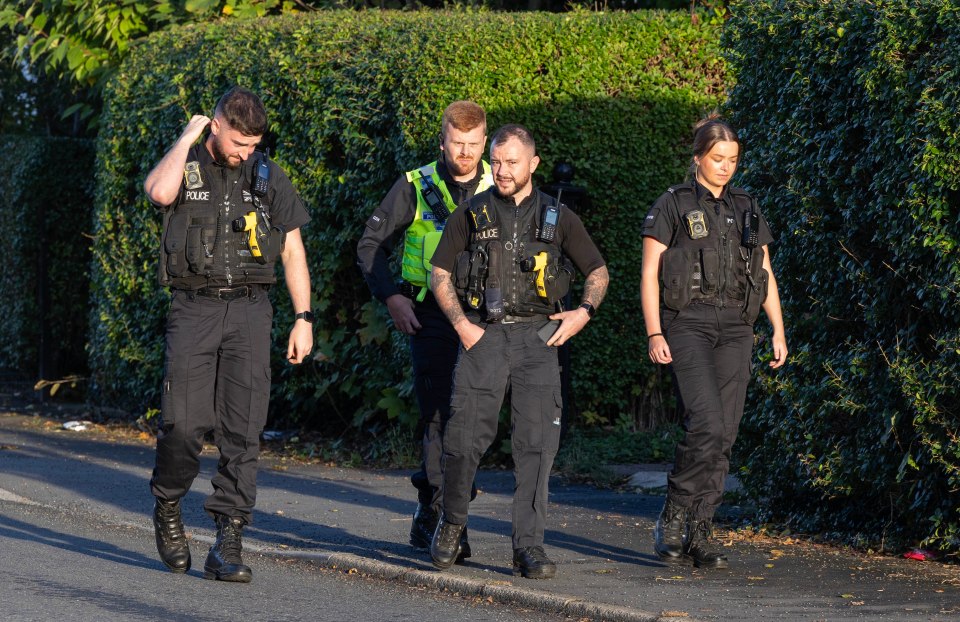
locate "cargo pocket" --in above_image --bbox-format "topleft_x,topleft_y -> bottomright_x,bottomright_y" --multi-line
453,250 -> 472,298
741,267 -> 769,325
699,248 -> 719,296
544,389 -> 563,454
423,231 -> 443,271
164,212 -> 189,277
660,247 -> 692,311
185,225 -> 204,273
245,363 -> 272,443
543,257 -> 573,304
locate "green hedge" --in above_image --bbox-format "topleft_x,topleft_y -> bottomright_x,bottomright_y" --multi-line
90,9 -> 725,430
724,0 -> 960,550
0,136 -> 94,386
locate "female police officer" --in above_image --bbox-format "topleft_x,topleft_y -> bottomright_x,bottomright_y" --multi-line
640,115 -> 787,569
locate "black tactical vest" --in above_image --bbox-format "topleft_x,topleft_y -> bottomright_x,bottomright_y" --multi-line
455,190 -> 572,319
158,145 -> 277,289
659,182 -> 767,320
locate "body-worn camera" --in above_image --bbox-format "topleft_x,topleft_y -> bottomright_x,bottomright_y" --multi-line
184,161 -> 203,189
684,209 -> 709,239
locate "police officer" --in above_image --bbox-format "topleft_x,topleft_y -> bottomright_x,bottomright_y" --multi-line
356,101 -> 492,558
429,124 -> 609,579
641,115 -> 787,569
144,86 -> 313,583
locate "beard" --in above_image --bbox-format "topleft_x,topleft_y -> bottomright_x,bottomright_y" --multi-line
494,171 -> 531,199
211,136 -> 241,169
446,154 -> 480,178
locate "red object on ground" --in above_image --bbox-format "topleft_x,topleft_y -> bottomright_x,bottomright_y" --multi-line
903,548 -> 938,561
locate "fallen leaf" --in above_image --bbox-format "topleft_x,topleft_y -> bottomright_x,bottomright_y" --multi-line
660,611 -> 689,618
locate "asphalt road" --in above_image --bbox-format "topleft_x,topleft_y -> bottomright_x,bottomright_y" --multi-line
1,408 -> 959,621
1,499 -> 569,622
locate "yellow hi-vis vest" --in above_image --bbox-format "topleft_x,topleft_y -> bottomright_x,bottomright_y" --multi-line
401,160 -> 493,301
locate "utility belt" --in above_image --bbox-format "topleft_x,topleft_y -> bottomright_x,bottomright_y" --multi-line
177,284 -> 269,301
489,313 -> 546,324
398,280 -> 438,305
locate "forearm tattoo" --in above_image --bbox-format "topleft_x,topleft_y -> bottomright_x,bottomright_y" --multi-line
582,266 -> 609,308
432,270 -> 467,326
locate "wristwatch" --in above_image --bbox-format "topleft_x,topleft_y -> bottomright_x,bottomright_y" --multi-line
295,311 -> 315,324
579,302 -> 596,318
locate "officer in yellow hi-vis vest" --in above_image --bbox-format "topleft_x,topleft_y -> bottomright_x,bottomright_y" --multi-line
356,101 -> 492,561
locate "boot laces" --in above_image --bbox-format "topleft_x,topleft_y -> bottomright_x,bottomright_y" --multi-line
524,546 -> 551,564
437,521 -> 462,548
157,500 -> 186,544
663,502 -> 686,524
219,521 -> 244,562
690,520 -> 714,545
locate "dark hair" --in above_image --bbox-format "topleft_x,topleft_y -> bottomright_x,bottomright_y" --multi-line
441,100 -> 486,135
490,123 -> 536,153
214,86 -> 268,136
692,114 -> 739,160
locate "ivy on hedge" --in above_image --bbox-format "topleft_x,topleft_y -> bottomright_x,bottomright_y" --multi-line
90,9 -> 725,432
724,0 -> 960,550
0,136 -> 94,384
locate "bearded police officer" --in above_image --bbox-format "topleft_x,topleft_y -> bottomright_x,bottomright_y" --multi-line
429,124 -> 609,579
144,86 -> 313,583
356,101 -> 492,558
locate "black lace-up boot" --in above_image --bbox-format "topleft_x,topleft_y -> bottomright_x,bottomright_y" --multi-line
456,527 -> 471,563
153,497 -> 191,573
512,546 -> 557,579
685,518 -> 729,569
653,497 -> 688,564
410,503 -> 439,550
430,512 -> 465,570
203,515 -> 253,582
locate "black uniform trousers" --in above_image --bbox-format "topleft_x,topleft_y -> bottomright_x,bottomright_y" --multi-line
150,288 -> 273,525
662,302 -> 754,520
409,298 -> 460,507
441,320 -> 562,549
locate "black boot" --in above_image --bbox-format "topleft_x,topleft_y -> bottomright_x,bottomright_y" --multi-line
430,512 -> 464,570
653,497 -> 688,564
685,519 -> 729,569
153,497 -> 191,573
512,546 -> 557,579
203,515 -> 253,582
456,526 -> 471,564
409,503 -> 439,550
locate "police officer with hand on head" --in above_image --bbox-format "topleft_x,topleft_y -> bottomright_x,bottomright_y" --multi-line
144,86 -> 313,583
429,124 -> 609,579
641,115 -> 787,570
356,101 -> 492,560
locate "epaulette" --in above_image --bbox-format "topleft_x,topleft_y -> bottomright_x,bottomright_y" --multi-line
666,184 -> 695,196
405,164 -> 436,183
